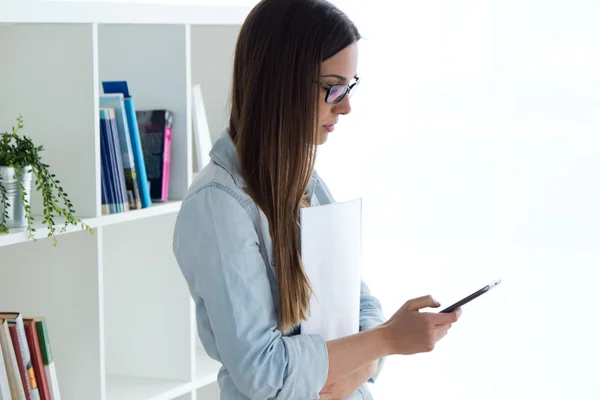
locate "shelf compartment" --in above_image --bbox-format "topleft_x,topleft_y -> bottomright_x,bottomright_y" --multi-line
102,214 -> 196,386
98,23 -> 192,202
0,230 -> 104,399
0,23 -> 100,219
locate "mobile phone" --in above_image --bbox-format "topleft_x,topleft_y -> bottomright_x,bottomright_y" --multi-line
439,279 -> 502,313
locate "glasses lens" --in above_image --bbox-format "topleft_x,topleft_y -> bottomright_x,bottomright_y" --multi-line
327,85 -> 348,104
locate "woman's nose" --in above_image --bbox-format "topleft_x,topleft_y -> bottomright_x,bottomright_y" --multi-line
334,95 -> 352,115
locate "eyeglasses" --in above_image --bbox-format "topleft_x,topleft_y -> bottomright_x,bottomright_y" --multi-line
320,76 -> 360,104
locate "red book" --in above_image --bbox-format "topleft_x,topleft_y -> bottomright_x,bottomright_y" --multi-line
24,319 -> 50,400
8,323 -> 32,400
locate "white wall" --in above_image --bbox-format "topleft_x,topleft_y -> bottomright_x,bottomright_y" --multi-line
317,0 -> 600,399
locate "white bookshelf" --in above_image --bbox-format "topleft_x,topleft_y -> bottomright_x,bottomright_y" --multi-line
0,1 -> 248,399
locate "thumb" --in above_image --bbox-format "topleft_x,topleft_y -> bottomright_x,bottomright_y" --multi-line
403,295 -> 441,311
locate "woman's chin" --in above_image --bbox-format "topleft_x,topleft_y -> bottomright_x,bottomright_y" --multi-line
317,131 -> 329,145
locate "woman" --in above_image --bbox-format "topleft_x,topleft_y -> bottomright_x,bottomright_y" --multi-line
173,0 -> 462,399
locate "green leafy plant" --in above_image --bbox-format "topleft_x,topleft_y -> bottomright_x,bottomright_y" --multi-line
0,115 -> 93,245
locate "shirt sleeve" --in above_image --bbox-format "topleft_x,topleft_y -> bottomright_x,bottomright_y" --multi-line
359,280 -> 387,383
173,185 -> 329,400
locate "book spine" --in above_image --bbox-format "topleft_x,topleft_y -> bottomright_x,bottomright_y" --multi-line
161,114 -> 173,202
14,317 -> 39,400
0,320 -> 25,400
100,110 -> 117,214
103,108 -> 123,213
0,337 -> 11,400
106,108 -> 130,212
24,321 -> 50,400
123,98 -> 152,208
100,94 -> 142,210
100,164 -> 110,215
34,320 -> 60,400
45,367 -> 59,400
8,325 -> 32,400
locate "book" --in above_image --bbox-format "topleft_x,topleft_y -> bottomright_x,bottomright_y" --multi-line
101,81 -> 152,208
0,324 -> 12,400
8,323 -> 32,400
136,109 -> 173,202
0,318 -> 25,399
23,320 -> 50,400
100,94 -> 142,210
33,318 -> 60,400
100,109 -> 117,213
105,108 -> 130,212
100,108 -> 130,213
0,318 -> 26,400
0,313 -> 39,400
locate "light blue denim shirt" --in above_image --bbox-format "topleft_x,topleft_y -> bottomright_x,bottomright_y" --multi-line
173,132 -> 386,399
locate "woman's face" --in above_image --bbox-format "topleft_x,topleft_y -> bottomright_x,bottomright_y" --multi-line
316,42 -> 359,145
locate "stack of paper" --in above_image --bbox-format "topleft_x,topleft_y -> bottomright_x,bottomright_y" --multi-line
300,199 -> 363,341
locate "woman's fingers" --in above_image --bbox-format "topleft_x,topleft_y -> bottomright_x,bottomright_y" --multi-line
427,308 -> 462,326
402,295 -> 441,311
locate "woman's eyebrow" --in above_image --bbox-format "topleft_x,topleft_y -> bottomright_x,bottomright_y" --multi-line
320,73 -> 348,81
320,73 -> 358,83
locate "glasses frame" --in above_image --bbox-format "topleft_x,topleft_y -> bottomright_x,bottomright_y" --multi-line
320,76 -> 360,104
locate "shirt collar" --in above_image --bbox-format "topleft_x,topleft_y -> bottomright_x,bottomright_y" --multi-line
209,130 -> 244,186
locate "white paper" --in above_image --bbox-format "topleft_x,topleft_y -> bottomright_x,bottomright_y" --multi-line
191,83 -> 213,169
300,198 -> 362,341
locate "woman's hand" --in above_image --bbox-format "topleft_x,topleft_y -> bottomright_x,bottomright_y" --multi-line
319,294 -> 461,393
381,295 -> 461,355
319,361 -> 378,399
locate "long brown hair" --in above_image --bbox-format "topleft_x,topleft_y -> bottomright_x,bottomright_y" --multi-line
229,0 -> 360,333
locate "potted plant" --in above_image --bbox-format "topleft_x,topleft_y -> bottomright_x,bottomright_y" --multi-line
0,115 -> 92,246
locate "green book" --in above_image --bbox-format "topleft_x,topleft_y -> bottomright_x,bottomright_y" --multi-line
34,318 -> 60,400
